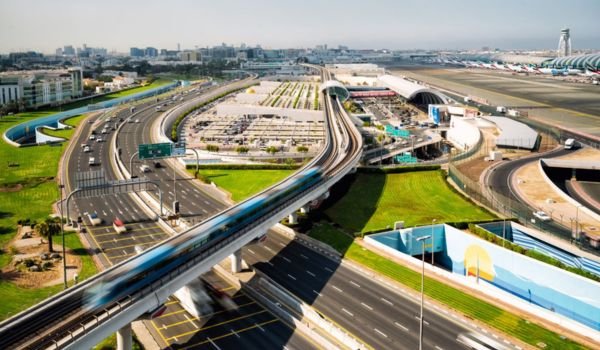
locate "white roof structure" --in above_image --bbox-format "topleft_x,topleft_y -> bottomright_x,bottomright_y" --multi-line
321,80 -> 350,101
483,116 -> 539,150
377,75 -> 449,105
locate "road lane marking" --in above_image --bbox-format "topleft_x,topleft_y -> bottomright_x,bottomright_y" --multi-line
287,274 -> 296,280
361,302 -> 373,311
207,337 -> 222,350
381,297 -> 393,306
247,248 -> 256,255
435,346 -> 443,350
282,256 -> 291,263
278,242 -> 286,247
165,310 -> 268,339
264,246 -> 275,253
312,290 -> 322,297
306,270 -> 316,277
374,328 -> 388,338
256,323 -> 265,332
300,253 -> 309,259
332,285 -> 343,293
350,280 -> 361,288
395,322 -> 409,332
342,308 -> 354,317
324,267 -> 334,273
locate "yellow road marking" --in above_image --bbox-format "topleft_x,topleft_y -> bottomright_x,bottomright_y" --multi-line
83,223 -> 113,266
151,319 -> 171,347
165,310 -> 268,339
178,319 -> 280,349
90,225 -> 162,237
158,301 -> 257,319
103,241 -> 158,252
96,231 -> 165,244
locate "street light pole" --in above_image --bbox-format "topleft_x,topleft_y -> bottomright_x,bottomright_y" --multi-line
575,205 -> 582,242
416,235 -> 432,350
58,183 -> 67,289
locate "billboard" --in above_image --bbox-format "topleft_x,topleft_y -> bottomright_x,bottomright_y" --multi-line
428,105 -> 440,124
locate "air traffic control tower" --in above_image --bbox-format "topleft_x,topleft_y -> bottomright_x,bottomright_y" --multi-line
558,28 -> 572,57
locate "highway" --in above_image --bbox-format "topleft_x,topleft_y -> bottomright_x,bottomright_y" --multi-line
245,231 -> 471,350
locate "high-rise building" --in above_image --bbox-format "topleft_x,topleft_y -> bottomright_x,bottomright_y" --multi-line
558,28 -> 572,57
63,45 -> 75,56
130,47 -> 144,57
145,47 -> 158,57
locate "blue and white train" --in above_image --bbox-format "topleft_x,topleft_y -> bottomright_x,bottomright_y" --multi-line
84,166 -> 323,309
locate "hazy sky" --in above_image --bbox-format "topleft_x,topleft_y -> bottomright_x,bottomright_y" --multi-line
1,0 -> 599,53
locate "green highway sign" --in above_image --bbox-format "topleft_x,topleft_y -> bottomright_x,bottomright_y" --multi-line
139,143 -> 172,160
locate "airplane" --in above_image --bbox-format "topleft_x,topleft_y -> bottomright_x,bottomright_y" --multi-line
537,67 -> 568,76
523,65 -> 541,74
492,62 -> 511,71
507,64 -> 527,73
578,68 -> 600,77
479,62 -> 495,69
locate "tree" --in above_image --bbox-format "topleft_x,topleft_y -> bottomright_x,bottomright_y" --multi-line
235,146 -> 249,154
206,144 -> 219,152
266,146 -> 279,155
35,217 -> 61,253
296,145 -> 309,153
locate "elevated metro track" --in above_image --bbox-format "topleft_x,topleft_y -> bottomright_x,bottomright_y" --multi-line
0,66 -> 362,349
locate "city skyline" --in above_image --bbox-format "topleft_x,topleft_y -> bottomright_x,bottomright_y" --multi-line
1,0 -> 600,54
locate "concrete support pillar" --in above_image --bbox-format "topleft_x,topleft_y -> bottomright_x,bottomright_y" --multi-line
300,205 -> 310,214
320,191 -> 330,201
288,212 -> 298,225
116,323 -> 132,350
230,249 -> 242,273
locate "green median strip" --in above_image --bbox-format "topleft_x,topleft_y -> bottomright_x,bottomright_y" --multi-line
309,222 -> 587,350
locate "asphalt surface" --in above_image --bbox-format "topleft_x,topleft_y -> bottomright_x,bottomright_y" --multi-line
243,232 -> 476,350
148,271 -> 318,350
388,65 -> 600,139
486,148 -> 575,239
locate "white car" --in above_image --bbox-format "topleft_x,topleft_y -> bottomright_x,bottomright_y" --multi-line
135,119 -> 140,123
83,145 -> 91,153
89,134 -> 96,141
88,157 -> 96,166
533,211 -> 551,222
96,137 -> 103,143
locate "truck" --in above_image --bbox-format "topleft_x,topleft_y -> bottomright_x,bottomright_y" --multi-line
86,212 -> 102,226
507,109 -> 520,117
113,218 -> 127,234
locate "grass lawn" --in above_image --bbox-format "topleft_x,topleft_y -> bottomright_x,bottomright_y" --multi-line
93,333 -> 143,350
39,114 -> 86,141
189,169 -> 295,202
325,170 -> 495,233
0,231 -> 98,321
308,224 -> 585,350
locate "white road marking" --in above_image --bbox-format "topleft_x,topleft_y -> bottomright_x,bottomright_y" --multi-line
350,281 -> 361,288
435,346 -> 443,350
264,246 -> 275,253
374,328 -> 388,338
204,200 -> 210,205
278,242 -> 286,247
256,323 -> 265,332
312,290 -> 322,297
122,250 -> 127,255
361,302 -> 373,311
282,256 -> 291,263
247,248 -> 256,255
265,261 -> 274,266
230,329 -> 240,338
207,337 -> 222,350
185,315 -> 198,329
287,274 -> 296,280
394,322 -> 409,331
324,267 -> 334,273
300,254 -> 309,259
381,298 -> 393,306
306,270 -> 316,277
332,285 -> 343,293
342,308 -> 354,317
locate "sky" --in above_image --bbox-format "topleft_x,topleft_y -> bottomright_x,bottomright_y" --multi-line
1,0 -> 599,54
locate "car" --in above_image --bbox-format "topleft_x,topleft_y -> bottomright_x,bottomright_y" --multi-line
81,143 -> 88,148
135,119 -> 140,123
88,157 -> 96,166
101,129 -> 109,134
113,218 -> 127,234
140,164 -> 151,173
153,161 -> 161,168
89,134 -> 96,141
127,119 -> 134,123
86,212 -> 102,226
83,146 -> 91,153
533,211 -> 551,222
96,137 -> 103,143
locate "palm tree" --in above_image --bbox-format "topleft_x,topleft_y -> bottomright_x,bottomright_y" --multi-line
36,217 -> 61,252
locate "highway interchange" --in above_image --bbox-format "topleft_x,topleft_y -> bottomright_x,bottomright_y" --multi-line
58,76 -> 487,349
1,69 -> 558,349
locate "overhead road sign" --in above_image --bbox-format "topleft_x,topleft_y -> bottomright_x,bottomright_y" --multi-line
139,143 -> 172,160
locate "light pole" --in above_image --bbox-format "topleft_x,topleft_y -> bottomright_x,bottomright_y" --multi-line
416,234 -> 432,350
575,204 -> 582,243
58,183 -> 67,289
502,218 -> 506,248
431,219 -> 436,265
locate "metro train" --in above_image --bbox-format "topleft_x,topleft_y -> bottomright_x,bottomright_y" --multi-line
84,166 -> 323,309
